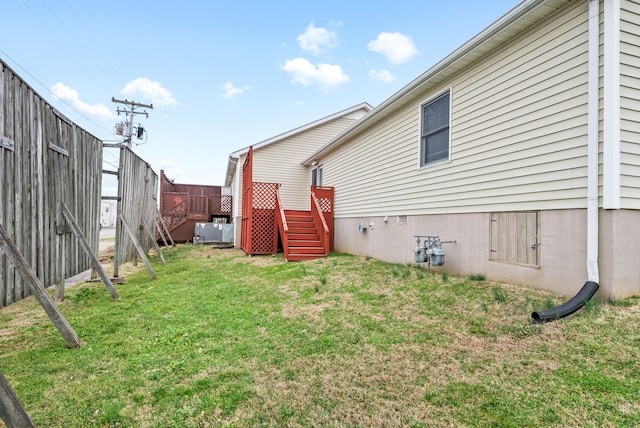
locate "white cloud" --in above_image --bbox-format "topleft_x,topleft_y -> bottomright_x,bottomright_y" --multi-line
367,32 -> 419,64
297,22 -> 338,55
50,82 -> 114,120
281,58 -> 349,91
220,82 -> 252,99
121,78 -> 177,107
368,69 -> 395,83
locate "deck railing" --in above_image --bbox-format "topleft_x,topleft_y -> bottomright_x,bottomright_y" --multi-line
310,189 -> 330,256
275,187 -> 289,259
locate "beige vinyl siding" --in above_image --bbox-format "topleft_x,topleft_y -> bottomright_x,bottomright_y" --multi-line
241,117 -> 357,212
621,0 -> 640,209
323,1 -> 590,218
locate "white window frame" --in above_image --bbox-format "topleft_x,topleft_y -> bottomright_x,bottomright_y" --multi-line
311,164 -> 323,186
418,88 -> 452,168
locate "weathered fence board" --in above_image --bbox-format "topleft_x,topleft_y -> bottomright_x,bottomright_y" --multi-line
111,145 -> 159,278
0,59 -> 102,308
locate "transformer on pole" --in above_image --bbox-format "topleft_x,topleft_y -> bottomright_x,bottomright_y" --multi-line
112,97 -> 153,148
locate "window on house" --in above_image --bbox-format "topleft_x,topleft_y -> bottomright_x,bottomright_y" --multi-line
420,91 -> 450,166
311,165 -> 323,186
489,212 -> 539,268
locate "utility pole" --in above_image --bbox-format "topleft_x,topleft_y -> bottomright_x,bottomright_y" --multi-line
112,97 -> 153,148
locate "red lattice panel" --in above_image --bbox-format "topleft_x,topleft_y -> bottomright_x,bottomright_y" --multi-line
252,182 -> 277,210
210,195 -> 232,215
318,198 -> 332,213
250,209 -> 277,254
162,193 -> 188,229
249,182 -> 278,254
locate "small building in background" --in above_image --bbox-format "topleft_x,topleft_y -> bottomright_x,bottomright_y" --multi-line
100,200 -> 117,227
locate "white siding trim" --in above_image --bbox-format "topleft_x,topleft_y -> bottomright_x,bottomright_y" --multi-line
232,168 -> 240,219
604,0 -> 622,209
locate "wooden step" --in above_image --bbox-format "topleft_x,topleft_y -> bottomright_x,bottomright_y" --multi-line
287,239 -> 322,247
288,246 -> 325,254
281,209 -> 328,261
288,222 -> 315,229
288,232 -> 319,241
287,214 -> 313,220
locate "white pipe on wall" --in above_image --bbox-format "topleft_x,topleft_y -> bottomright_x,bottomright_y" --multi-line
587,0 -> 600,284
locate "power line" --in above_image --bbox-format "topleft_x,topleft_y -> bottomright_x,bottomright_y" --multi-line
0,48 -> 114,138
103,159 -> 119,169
19,0 -> 106,88
80,0 -> 135,76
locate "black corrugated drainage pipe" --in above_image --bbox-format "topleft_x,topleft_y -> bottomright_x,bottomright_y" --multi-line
531,281 -> 599,323
532,0 -> 602,324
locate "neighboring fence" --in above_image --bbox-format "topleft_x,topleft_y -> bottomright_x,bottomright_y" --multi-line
159,169 -> 231,242
111,146 -> 159,274
0,59 -> 102,308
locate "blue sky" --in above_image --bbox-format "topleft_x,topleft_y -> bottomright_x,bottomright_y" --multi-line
1,0 -> 518,191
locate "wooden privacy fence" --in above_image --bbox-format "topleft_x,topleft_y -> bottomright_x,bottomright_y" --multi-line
159,169 -> 231,242
108,145 -> 159,279
0,59 -> 102,309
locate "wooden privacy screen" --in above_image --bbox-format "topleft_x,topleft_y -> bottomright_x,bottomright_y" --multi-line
158,169 -> 231,242
241,146 -> 279,255
241,147 -> 253,253
247,182 -> 279,254
0,59 -> 102,308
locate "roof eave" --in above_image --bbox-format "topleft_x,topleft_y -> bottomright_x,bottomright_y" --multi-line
229,101 -> 373,159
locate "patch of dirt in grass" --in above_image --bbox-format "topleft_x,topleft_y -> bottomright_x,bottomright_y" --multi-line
239,254 -> 286,267
198,246 -> 244,260
98,244 -> 115,263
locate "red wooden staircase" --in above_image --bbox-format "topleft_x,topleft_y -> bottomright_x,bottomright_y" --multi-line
241,148 -> 333,261
282,210 -> 327,260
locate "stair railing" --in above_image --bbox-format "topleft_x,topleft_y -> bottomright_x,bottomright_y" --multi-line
310,189 -> 330,256
275,187 -> 289,260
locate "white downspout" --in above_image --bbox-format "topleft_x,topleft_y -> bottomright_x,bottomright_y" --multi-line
587,0 -> 600,284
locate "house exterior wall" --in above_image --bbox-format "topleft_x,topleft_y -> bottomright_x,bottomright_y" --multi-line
323,1 -> 592,219
334,209 -> 640,298
229,112 -> 368,246
252,117 -> 355,211
316,1 -> 640,297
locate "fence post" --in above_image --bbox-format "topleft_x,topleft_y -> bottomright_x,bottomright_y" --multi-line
62,203 -> 120,300
155,215 -> 171,254
142,217 -> 165,265
119,214 -> 157,280
0,371 -> 35,428
0,222 -> 82,348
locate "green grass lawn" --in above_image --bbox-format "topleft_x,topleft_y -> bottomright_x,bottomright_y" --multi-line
1,245 -> 639,427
